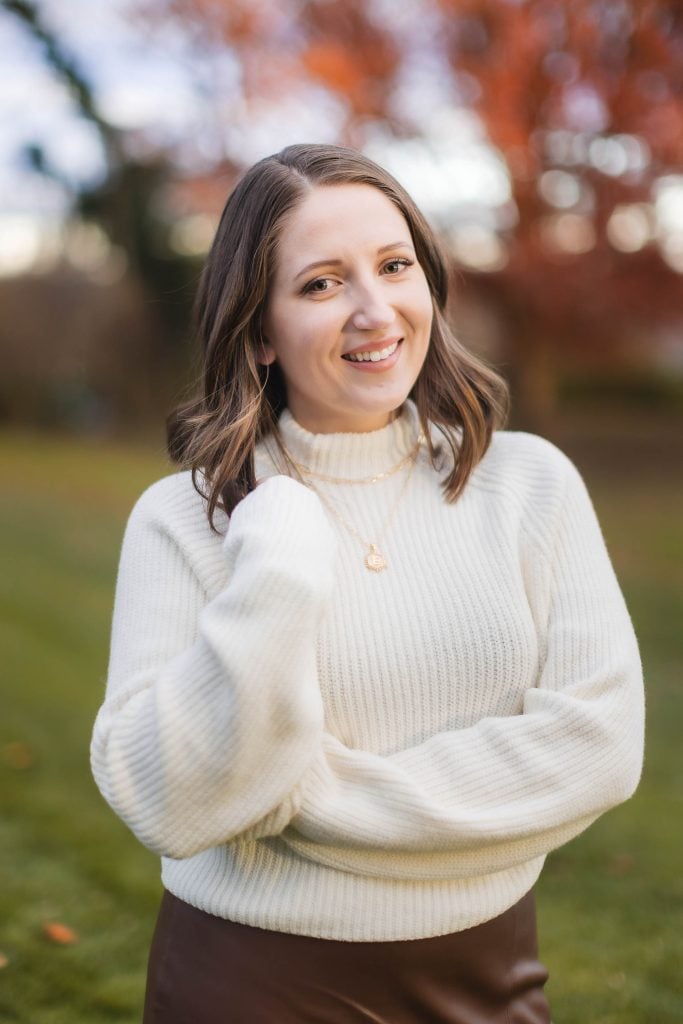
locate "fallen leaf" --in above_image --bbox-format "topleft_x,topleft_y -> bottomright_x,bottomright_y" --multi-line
3,742 -> 37,771
42,922 -> 78,945
0,952 -> 8,969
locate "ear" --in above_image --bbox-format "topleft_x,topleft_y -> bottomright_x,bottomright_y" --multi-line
256,340 -> 277,366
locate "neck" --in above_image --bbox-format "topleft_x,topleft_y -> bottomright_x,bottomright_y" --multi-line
284,406 -> 400,435
258,400 -> 422,482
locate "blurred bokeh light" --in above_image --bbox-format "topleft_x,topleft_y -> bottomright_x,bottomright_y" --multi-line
1,0 -> 681,434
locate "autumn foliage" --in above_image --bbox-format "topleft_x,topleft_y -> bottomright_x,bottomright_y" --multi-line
3,0 -> 681,427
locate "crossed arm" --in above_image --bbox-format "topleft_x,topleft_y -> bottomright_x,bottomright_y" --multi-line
91,466 -> 644,876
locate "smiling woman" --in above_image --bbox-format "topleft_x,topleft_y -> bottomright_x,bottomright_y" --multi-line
90,143 -> 644,1023
165,144 -> 506,526
258,183 -> 433,432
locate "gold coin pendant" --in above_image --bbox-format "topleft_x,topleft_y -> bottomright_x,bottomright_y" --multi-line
365,545 -> 388,572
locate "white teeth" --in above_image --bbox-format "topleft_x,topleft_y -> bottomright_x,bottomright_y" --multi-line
344,340 -> 399,362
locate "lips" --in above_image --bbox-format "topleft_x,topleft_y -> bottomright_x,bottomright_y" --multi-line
341,338 -> 403,362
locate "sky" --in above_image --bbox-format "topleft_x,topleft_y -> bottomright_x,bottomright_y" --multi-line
0,1 -> 207,210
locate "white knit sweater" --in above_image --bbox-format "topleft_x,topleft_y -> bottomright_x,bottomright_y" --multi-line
91,401 -> 644,941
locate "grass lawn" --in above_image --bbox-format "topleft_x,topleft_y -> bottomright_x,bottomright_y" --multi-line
0,423 -> 681,1023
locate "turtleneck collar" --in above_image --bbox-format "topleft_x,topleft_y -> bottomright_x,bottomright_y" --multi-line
264,401 -> 423,481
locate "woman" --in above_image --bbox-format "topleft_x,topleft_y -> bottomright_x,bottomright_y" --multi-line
91,143 -> 644,1023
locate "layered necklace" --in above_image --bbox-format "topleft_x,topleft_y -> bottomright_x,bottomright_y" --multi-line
280,430 -> 424,573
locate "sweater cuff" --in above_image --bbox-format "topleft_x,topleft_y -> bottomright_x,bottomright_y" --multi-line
226,475 -> 337,560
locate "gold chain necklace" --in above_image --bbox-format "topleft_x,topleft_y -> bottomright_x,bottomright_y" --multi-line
293,444 -> 421,572
280,433 -> 424,486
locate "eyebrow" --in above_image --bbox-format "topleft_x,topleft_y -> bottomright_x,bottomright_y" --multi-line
293,241 -> 415,281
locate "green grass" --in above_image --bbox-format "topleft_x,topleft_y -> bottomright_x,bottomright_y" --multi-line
0,431 -> 170,1024
1,427 -> 681,1023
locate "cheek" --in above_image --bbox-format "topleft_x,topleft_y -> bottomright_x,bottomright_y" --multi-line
267,303 -> 342,376
263,302 -> 306,361
406,282 -> 434,334
290,304 -> 345,358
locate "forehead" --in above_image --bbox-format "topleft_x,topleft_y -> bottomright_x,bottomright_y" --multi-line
276,183 -> 411,261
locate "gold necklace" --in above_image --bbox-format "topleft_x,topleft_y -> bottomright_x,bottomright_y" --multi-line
301,450 -> 419,572
280,433 -> 424,486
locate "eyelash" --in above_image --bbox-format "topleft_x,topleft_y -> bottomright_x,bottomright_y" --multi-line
303,257 -> 413,294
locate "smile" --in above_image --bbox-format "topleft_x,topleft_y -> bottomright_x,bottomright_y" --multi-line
342,339 -> 401,363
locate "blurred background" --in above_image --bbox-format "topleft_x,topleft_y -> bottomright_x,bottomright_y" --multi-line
1,1 -> 681,1022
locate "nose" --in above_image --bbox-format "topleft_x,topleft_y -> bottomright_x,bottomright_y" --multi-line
348,281 -> 394,332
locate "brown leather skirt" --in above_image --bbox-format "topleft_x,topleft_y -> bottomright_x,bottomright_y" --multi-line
143,888 -> 550,1023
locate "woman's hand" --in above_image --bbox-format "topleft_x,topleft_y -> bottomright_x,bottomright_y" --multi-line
91,473 -> 336,860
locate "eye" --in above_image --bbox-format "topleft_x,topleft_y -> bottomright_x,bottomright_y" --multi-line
382,257 -> 413,275
302,277 -> 335,295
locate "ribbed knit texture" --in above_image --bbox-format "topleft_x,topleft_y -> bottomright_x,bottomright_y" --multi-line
90,401 -> 644,940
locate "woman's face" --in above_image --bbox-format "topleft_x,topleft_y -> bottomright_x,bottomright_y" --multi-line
261,183 -> 433,433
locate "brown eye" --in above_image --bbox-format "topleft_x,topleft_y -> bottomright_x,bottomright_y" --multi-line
304,278 -> 332,294
383,258 -> 412,275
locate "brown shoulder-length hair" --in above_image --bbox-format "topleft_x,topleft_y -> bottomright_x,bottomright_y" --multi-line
168,143 -> 509,528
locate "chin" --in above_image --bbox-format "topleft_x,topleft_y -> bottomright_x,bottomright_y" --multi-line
347,396 -> 410,430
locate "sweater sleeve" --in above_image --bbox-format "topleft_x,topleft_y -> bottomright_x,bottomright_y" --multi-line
275,454 -> 645,881
90,475 -> 336,860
